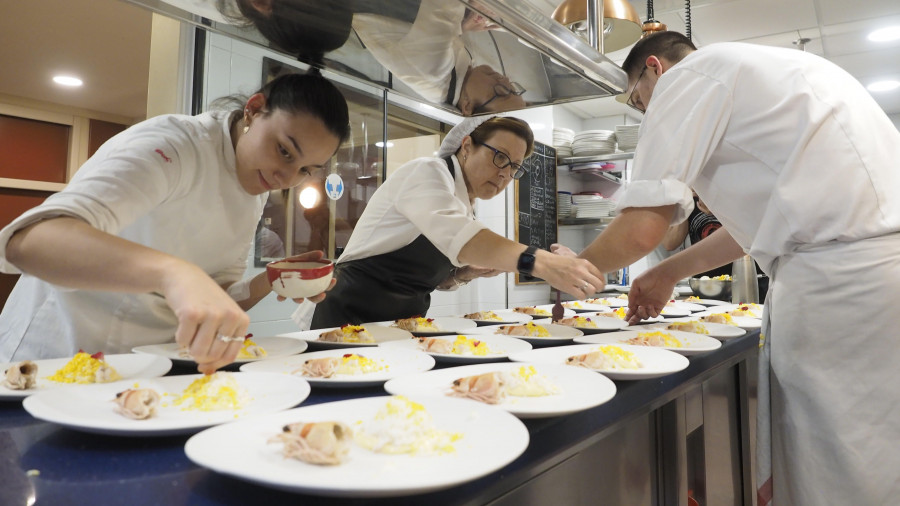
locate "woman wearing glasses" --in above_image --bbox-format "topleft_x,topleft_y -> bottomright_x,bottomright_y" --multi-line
305,116 -> 604,328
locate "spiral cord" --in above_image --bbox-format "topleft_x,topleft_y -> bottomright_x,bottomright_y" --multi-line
684,0 -> 692,40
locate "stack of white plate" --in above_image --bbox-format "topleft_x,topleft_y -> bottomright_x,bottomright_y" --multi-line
553,127 -> 575,158
572,130 -> 616,156
572,194 -> 615,218
615,124 -> 640,152
557,191 -> 573,218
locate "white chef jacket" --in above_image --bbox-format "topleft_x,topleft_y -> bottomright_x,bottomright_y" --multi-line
616,42 -> 900,275
337,154 -> 487,266
352,0 -> 471,106
0,111 -> 266,362
616,42 -> 900,504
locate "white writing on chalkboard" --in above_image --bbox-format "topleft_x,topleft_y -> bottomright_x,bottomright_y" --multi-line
514,142 -> 557,284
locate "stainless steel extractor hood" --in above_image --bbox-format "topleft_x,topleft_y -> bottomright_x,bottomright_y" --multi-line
123,0 -> 628,116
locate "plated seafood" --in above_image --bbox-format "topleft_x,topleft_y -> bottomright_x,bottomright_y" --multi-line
556,316 -> 598,328
47,351 -> 121,384
171,372 -> 248,411
353,396 -> 461,455
567,345 -> 642,370
270,421 -> 353,466
296,354 -> 384,378
394,317 -> 440,332
114,388 -> 161,420
700,313 -> 737,325
416,336 -> 493,356
513,306 -> 551,316
624,331 -> 683,348
3,360 -> 38,390
237,336 -> 267,359
463,311 -> 503,321
450,366 -> 558,404
596,307 -> 627,319
666,321 -> 709,334
493,322 -> 550,337
728,304 -> 761,317
318,325 -> 375,344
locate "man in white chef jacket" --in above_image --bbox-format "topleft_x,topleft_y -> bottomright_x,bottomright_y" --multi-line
560,31 -> 900,505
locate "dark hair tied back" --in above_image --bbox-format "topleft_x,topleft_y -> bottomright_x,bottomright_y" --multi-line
258,73 -> 350,145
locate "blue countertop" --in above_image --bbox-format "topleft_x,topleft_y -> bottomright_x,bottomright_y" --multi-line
0,332 -> 758,506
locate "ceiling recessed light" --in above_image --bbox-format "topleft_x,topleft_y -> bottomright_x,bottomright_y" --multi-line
53,75 -> 83,87
868,26 -> 900,43
867,80 -> 900,92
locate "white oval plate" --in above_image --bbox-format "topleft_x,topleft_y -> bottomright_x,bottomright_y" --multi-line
574,330 -> 722,356
667,301 -> 707,312
681,298 -> 731,307
696,303 -> 764,318
370,317 -> 478,336
659,306 -> 692,318
533,313 -> 629,333
460,310 -> 532,325
508,344 -> 689,380
638,319 -> 747,339
691,311 -> 761,329
278,326 -> 413,349
184,396 -> 529,497
132,337 -> 308,366
562,301 -> 611,313
22,372 -> 310,436
384,362 -> 616,418
585,297 -> 628,308
240,347 -> 435,388
468,323 -> 584,345
506,305 -> 575,319
0,354 -> 172,401
379,334 -> 532,364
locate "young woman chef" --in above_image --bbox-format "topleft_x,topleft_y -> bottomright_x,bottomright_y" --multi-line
0,72 -> 349,374
303,115 -> 604,329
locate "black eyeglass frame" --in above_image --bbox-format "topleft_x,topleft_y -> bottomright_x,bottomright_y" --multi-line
478,142 -> 527,180
480,82 -> 527,110
626,66 -> 648,113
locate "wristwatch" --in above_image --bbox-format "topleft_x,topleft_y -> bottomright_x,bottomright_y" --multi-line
517,246 -> 538,276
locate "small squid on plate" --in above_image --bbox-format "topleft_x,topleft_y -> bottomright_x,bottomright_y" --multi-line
269,421 -> 352,465
4,360 -> 38,390
296,357 -> 340,378
450,372 -> 505,404
114,388 -> 161,420
415,337 -> 453,354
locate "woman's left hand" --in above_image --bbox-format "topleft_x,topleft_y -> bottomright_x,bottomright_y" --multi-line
274,250 -> 337,304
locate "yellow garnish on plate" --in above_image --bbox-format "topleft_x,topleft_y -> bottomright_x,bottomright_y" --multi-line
451,335 -> 491,356
46,352 -> 121,384
237,337 -> 267,359
354,396 -> 462,455
171,372 -> 248,411
626,331 -> 684,348
336,353 -> 384,374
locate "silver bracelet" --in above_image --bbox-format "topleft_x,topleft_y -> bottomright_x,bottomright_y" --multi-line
451,268 -> 469,287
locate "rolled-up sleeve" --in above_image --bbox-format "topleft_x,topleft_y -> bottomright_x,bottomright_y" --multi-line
617,66 -> 733,226
394,160 -> 488,265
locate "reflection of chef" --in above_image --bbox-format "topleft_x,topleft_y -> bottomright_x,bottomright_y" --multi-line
352,0 -> 525,115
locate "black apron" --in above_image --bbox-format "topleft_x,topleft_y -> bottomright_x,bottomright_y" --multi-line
311,157 -> 459,329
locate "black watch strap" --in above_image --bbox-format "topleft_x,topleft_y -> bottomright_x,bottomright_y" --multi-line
517,245 -> 538,276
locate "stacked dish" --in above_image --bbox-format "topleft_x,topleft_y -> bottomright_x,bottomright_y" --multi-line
572,194 -> 615,218
615,124 -> 640,151
553,127 -> 574,158
557,191 -> 573,218
572,130 -> 616,156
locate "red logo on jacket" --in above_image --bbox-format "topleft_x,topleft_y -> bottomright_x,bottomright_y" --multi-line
154,149 -> 172,163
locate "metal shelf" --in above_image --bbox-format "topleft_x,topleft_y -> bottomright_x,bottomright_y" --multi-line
558,152 -> 635,165
558,216 -> 615,227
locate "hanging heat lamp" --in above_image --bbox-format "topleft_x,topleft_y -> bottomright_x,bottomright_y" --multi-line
641,0 -> 667,38
552,0 -> 643,53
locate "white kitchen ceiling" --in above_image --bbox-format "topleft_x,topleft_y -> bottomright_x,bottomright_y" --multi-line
530,0 -> 900,118
0,0 -> 898,122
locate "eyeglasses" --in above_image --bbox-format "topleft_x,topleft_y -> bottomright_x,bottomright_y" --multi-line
625,66 -> 647,113
479,142 -> 527,180
480,82 -> 527,110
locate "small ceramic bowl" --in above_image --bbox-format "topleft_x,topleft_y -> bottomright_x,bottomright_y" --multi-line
266,259 -> 334,299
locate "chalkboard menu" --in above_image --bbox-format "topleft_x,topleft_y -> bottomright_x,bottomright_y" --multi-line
514,141 -> 557,284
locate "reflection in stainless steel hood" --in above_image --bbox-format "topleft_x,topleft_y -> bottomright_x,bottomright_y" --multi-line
124,0 -> 627,116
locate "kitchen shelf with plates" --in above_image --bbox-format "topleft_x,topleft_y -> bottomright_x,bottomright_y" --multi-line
558,151 -> 634,185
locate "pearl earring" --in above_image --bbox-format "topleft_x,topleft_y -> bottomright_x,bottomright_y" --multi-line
242,124 -> 250,134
